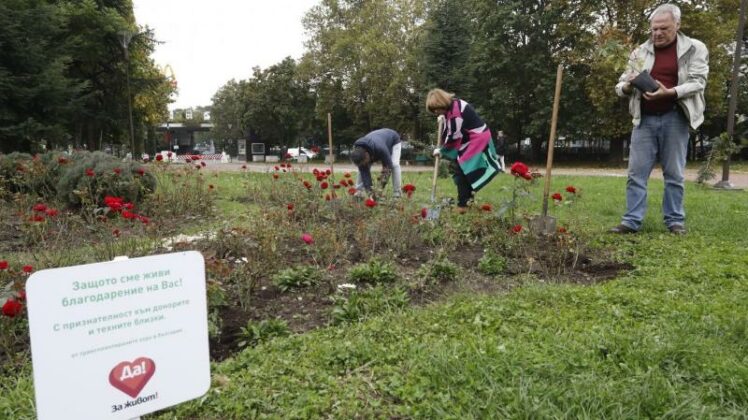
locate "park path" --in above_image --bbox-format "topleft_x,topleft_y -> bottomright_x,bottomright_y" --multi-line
203,160 -> 748,189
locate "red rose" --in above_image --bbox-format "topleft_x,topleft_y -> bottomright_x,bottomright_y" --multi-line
33,203 -> 47,212
344,172 -> 351,178
273,173 -> 279,179
320,181 -> 329,190
2,298 -> 23,318
57,157 -> 68,164
136,168 -> 145,176
287,203 -> 294,211
510,162 -> 529,178
565,185 -> 577,194
274,166 -> 280,171
280,163 -> 286,168
85,168 -> 95,177
552,193 -> 563,201
29,215 -> 45,222
312,168 -> 320,175
45,208 -> 59,217
365,198 -> 377,208
303,180 -> 312,189
511,224 -> 523,234
421,208 -> 428,219
348,187 -> 357,195
0,260 -> 8,270
138,215 -> 150,224
122,211 -> 137,219
325,169 -> 331,175
558,227 -> 567,234
123,202 -> 134,210
480,204 -> 492,211
156,154 -> 164,161
112,228 -> 121,237
301,233 -> 314,245
113,168 -> 122,175
22,265 -> 33,273
333,183 -> 341,189
167,152 -> 173,158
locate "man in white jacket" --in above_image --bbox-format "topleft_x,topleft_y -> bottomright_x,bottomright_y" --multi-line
610,3 -> 709,235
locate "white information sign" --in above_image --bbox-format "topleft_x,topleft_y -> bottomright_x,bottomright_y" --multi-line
27,251 -> 211,420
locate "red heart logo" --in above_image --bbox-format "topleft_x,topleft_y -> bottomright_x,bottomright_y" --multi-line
108,357 -> 156,398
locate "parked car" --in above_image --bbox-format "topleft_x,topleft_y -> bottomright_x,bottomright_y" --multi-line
286,147 -> 318,160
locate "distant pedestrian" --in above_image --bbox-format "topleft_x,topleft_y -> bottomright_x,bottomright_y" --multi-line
350,128 -> 402,198
495,130 -> 507,171
426,88 -> 502,213
609,3 -> 708,235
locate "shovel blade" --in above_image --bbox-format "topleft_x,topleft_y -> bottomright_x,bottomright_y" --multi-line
530,216 -> 557,234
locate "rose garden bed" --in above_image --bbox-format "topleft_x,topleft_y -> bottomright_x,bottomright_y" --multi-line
0,152 -> 630,369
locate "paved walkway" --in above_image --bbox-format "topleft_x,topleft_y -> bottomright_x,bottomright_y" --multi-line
201,160 -> 748,189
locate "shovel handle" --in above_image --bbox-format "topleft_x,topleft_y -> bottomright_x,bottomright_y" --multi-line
542,64 -> 563,217
430,117 -> 444,203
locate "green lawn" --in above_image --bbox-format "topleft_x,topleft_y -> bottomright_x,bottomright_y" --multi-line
2,172 -> 747,419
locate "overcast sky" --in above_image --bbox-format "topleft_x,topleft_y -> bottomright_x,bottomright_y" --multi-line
133,0 -> 319,110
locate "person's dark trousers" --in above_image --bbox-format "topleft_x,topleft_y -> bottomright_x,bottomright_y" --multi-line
452,166 -> 473,207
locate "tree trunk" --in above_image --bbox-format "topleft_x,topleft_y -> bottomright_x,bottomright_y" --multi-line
609,135 -> 625,163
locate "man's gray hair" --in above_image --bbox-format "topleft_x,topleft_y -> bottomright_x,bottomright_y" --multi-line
650,4 -> 681,24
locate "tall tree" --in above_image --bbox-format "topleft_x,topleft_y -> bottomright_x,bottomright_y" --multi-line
0,0 -> 85,153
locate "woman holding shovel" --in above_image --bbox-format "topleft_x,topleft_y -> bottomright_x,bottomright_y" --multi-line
426,88 -> 502,213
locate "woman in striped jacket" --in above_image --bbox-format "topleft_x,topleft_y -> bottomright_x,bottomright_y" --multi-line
426,88 -> 502,212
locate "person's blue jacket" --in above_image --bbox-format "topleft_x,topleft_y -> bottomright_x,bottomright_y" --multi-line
353,128 -> 400,190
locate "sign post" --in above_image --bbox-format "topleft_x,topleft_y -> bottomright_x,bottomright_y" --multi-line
26,251 -> 211,420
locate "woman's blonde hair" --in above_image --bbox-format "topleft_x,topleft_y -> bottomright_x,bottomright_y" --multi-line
426,88 -> 455,113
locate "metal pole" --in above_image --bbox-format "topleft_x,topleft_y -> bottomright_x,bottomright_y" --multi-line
327,112 -> 334,173
126,62 -> 135,159
715,0 -> 747,189
120,31 -> 136,160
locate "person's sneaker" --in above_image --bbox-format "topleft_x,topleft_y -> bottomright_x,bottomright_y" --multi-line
668,224 -> 687,235
608,224 -> 637,234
